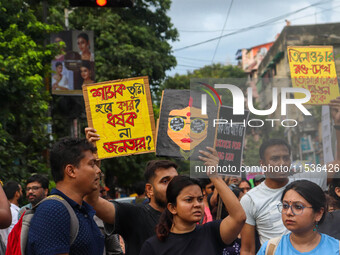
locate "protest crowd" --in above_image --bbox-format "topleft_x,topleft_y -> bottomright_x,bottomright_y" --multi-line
1,99 -> 340,255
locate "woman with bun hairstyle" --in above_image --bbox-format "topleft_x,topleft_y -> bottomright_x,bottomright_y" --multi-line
257,180 -> 339,255
139,148 -> 246,255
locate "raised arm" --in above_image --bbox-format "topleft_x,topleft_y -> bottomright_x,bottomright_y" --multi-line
85,127 -> 100,143
84,184 -> 116,225
0,184 -> 11,229
199,147 -> 246,245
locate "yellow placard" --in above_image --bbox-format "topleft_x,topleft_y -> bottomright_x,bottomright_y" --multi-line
287,46 -> 340,104
83,76 -> 155,159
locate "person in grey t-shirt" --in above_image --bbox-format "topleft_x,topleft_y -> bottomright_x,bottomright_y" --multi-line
240,97 -> 340,255
240,138 -> 338,255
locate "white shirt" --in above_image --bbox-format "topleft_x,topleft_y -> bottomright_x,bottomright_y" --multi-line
0,203 -> 20,246
240,171 -> 327,244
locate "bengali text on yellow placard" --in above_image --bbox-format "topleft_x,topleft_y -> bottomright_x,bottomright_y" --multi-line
287,46 -> 340,104
83,77 -> 155,159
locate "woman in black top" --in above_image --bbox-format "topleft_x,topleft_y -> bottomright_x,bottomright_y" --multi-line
139,148 -> 246,255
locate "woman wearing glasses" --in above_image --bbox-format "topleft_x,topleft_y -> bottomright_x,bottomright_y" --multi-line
257,180 -> 339,255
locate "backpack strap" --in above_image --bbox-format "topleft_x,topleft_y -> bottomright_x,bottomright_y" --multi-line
21,195 -> 79,254
265,236 -> 282,255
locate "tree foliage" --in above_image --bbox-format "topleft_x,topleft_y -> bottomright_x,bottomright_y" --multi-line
0,0 -> 60,182
78,1 -> 177,187
159,63 -> 247,100
47,0 -> 179,188
47,0 -> 178,90
1,0 -> 259,188
0,0 -> 179,186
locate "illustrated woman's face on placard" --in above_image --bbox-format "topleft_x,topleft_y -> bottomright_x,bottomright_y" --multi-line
167,105 -> 208,151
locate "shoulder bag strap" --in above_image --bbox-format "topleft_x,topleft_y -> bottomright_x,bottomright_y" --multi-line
265,236 -> 282,255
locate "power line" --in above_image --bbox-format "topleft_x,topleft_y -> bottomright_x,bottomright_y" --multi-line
174,7 -> 340,72
176,1 -> 336,33
174,0 -> 335,52
303,4 -> 340,17
266,3 -> 340,26
175,56 -> 221,63
173,1 -> 340,73
316,4 -> 340,13
178,28 -> 237,33
211,0 -> 234,63
177,64 -> 203,68
171,68 -> 196,71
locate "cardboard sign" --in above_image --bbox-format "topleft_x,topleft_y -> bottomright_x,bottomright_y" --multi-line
156,89 -> 219,160
215,106 -> 249,176
83,76 -> 156,159
287,46 -> 340,104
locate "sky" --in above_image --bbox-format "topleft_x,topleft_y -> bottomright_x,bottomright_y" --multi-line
166,0 -> 340,76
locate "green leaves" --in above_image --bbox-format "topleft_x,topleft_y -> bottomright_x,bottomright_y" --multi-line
56,0 -> 179,187
0,0 -> 179,188
66,0 -> 178,87
0,0 -> 59,182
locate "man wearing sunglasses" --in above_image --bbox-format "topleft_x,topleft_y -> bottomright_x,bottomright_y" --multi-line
18,174 -> 49,219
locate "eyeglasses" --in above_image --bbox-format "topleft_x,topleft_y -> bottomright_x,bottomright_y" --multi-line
277,202 -> 313,215
168,117 -> 207,133
26,186 -> 42,192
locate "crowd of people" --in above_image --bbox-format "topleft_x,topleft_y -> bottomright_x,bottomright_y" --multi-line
1,98 -> 340,254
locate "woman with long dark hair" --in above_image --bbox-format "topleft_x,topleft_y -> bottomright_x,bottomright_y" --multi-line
80,61 -> 94,85
139,148 -> 246,255
257,180 -> 339,254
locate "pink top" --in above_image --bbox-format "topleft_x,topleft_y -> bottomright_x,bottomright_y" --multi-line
199,206 -> 213,225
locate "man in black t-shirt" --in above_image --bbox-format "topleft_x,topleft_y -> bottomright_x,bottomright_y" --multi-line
104,160 -> 178,255
85,127 -> 179,255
